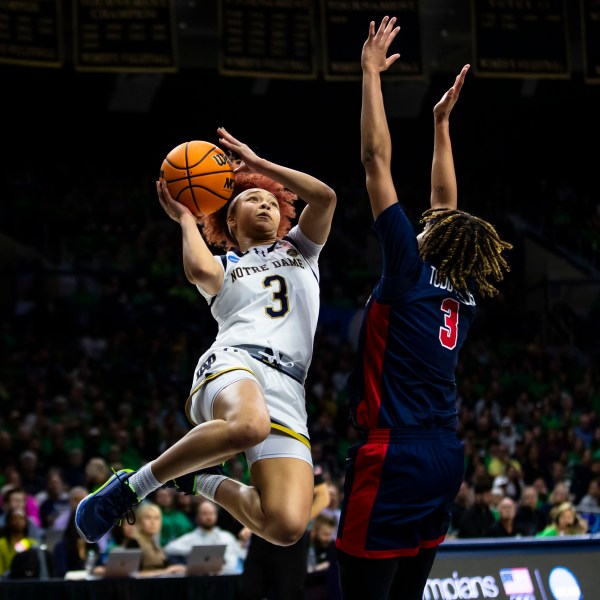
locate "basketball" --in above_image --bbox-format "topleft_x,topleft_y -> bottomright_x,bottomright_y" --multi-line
159,140 -> 235,216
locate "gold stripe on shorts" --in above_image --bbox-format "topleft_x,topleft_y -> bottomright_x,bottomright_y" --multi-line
184,367 -> 255,426
270,422 -> 312,451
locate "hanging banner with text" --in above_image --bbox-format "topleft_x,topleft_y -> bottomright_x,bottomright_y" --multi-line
471,0 -> 570,78
321,0 -> 422,81
581,0 -> 600,83
218,0 -> 317,79
73,0 -> 177,72
0,0 -> 63,67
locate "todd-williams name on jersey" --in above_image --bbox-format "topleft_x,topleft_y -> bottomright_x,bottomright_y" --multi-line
429,265 -> 476,306
229,256 -> 305,282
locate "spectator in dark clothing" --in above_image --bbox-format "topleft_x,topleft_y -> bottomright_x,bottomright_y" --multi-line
457,479 -> 495,538
574,413 -> 594,449
17,451 -> 46,497
578,477 -> 600,511
449,481 -> 471,536
488,497 -> 529,537
60,448 -> 87,489
569,449 -> 594,504
521,444 -> 550,487
514,485 -> 546,536
37,468 -> 70,530
53,511 -> 101,577
44,423 -> 71,471
308,513 -> 337,573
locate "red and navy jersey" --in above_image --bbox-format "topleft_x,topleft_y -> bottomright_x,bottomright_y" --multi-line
349,203 -> 477,432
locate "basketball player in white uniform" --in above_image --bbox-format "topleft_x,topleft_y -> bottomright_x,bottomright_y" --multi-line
189,221 -> 321,444
75,126 -> 337,548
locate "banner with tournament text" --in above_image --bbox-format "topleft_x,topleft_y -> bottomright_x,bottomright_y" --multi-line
471,0 -> 570,78
73,0 -> 177,72
0,0 -> 63,67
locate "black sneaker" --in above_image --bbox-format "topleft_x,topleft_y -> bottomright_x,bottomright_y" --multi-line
75,469 -> 140,543
165,465 -> 225,496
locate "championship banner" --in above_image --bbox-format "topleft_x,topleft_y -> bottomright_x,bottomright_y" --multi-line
0,0 -> 63,67
471,0 -> 570,78
321,0 -> 422,81
218,0 -> 317,79
73,0 -> 177,72
581,0 -> 600,83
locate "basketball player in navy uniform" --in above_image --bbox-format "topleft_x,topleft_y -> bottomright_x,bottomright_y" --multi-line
75,127 -> 337,550
335,17 -> 512,600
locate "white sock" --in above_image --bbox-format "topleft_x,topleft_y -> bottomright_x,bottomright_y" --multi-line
128,462 -> 163,500
195,474 -> 227,501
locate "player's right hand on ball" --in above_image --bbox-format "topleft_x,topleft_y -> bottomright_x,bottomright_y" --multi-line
157,179 -> 194,223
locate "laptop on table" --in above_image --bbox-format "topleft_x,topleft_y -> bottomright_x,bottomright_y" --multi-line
185,544 -> 226,576
102,548 -> 143,578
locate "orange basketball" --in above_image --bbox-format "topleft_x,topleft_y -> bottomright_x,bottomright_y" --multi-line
159,140 -> 235,216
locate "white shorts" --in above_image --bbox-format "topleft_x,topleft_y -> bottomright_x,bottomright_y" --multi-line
245,430 -> 312,468
185,346 -> 311,466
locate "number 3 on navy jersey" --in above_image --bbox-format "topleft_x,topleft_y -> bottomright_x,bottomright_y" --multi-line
439,298 -> 459,349
263,275 -> 289,318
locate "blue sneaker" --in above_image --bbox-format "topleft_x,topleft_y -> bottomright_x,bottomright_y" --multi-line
75,469 -> 140,543
166,465 -> 225,496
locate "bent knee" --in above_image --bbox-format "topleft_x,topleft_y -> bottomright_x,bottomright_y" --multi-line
267,520 -> 307,547
229,417 -> 270,449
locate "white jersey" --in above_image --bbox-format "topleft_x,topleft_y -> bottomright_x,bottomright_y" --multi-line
197,225 -> 323,378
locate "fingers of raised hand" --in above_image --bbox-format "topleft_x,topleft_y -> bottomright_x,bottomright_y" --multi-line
384,16 -> 397,33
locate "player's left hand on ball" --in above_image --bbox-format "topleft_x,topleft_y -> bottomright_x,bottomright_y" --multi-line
217,127 -> 259,173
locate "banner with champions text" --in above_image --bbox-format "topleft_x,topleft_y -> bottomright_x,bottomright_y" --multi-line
0,0 -> 63,67
73,0 -> 177,72
218,0 -> 317,79
471,0 -> 570,78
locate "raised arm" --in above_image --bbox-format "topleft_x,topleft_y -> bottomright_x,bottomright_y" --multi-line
430,65 -> 470,210
360,17 -> 401,220
218,127 -> 336,245
156,180 -> 224,295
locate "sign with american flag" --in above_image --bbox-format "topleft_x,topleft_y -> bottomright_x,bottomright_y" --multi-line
500,568 -> 535,595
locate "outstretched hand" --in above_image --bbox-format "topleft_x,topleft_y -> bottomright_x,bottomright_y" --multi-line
217,126 -> 260,175
433,64 -> 470,123
361,16 -> 401,74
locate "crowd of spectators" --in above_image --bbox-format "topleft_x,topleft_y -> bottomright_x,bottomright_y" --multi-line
1,145 -> 599,580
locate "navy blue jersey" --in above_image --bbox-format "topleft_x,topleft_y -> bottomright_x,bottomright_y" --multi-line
349,203 -> 477,432
337,203 -> 472,557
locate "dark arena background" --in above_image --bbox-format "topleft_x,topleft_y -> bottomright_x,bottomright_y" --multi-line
0,1 -> 599,599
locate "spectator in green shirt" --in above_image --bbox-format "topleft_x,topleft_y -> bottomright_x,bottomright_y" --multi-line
536,501 -> 588,537
151,486 -> 193,546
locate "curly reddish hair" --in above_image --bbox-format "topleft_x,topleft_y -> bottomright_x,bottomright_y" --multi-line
199,165 -> 297,250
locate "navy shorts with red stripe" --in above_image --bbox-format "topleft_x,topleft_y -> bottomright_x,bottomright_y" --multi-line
336,428 -> 464,558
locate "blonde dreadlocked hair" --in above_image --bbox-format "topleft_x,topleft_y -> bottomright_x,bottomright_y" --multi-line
419,208 -> 512,298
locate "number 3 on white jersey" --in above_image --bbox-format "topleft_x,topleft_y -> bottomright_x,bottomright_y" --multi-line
263,275 -> 289,318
